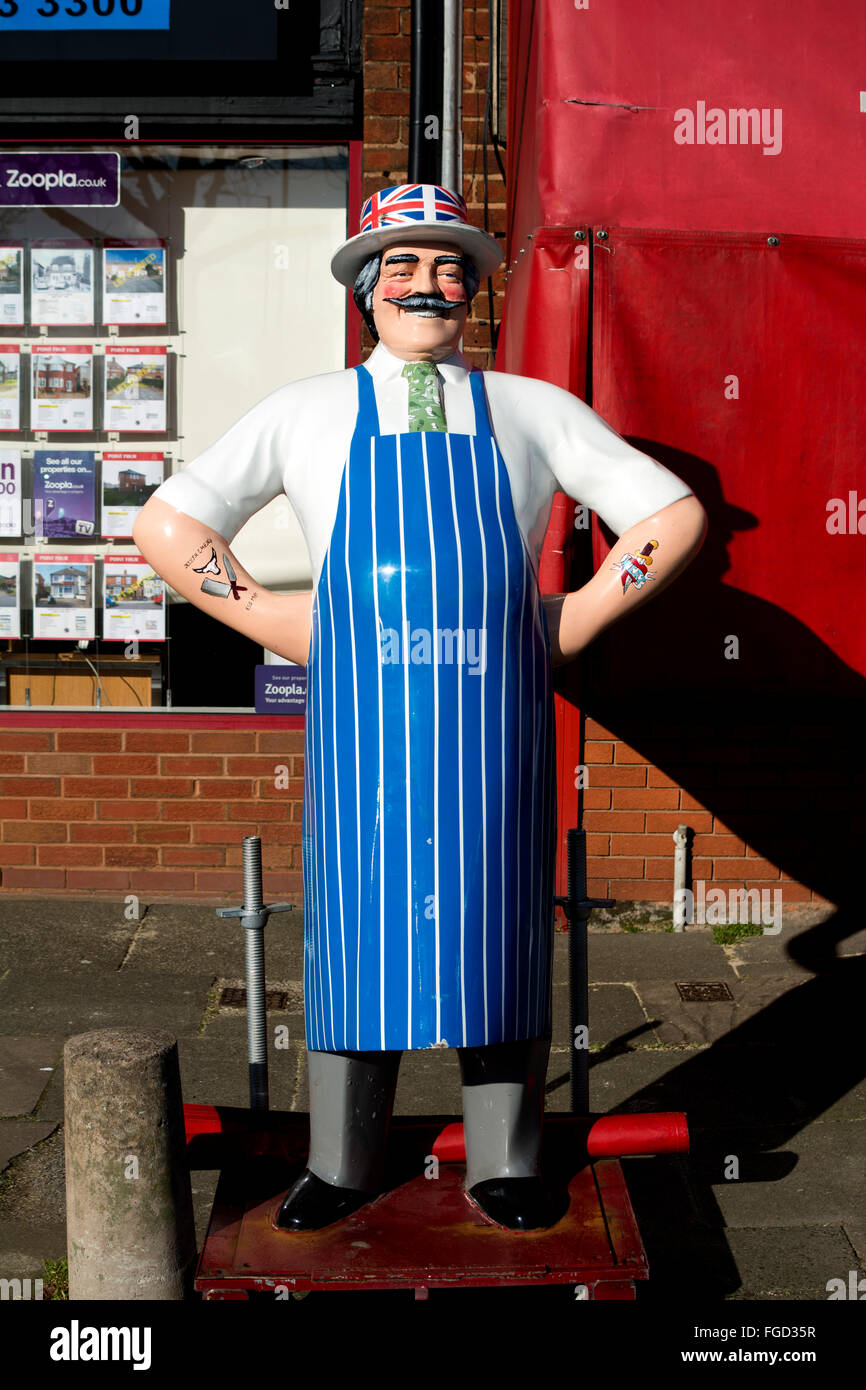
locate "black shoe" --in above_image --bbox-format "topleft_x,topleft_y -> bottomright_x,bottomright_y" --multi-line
274,1168 -> 378,1232
467,1176 -> 567,1231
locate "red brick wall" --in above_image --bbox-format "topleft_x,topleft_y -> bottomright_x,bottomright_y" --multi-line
0,720 -> 303,901
362,0 -> 505,369
582,718 -> 830,906
0,712 -> 828,906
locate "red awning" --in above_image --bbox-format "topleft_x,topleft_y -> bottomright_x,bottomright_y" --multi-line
497,1 -> 865,905
499,0 -> 866,693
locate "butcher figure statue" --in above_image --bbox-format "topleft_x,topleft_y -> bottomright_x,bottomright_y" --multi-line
134,184 -> 707,1232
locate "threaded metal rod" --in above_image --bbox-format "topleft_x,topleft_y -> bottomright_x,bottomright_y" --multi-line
216,838 -> 295,1114
245,922 -> 268,1111
568,829 -> 590,1115
242,835 -> 268,1110
242,835 -> 264,912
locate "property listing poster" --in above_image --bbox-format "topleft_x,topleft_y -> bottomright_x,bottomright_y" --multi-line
104,345 -> 166,432
0,247 -> 24,326
0,448 -> 22,536
0,553 -> 20,638
31,345 -> 93,432
101,451 -> 164,538
33,552 -> 95,640
0,345 -> 20,432
103,241 -> 167,326
33,450 -> 96,540
31,241 -> 94,326
103,553 -> 165,642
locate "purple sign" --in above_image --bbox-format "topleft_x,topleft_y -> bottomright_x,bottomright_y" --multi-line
255,664 -> 307,715
0,153 -> 119,208
33,450 -> 96,539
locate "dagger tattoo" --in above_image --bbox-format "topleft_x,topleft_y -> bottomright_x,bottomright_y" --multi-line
612,538 -> 660,594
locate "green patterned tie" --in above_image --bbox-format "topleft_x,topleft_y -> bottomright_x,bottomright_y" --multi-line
401,361 -> 447,432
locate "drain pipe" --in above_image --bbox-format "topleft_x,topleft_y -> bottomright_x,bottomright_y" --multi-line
408,0 -> 461,191
408,0 -> 444,184
441,0 -> 463,195
672,823 -> 691,932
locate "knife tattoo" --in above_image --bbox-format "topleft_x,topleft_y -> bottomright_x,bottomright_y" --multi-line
200,553 -> 248,601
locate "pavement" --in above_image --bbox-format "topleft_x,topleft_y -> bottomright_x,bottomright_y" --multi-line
0,894 -> 864,1302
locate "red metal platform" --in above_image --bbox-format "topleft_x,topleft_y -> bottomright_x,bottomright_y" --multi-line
192,1113 -> 649,1300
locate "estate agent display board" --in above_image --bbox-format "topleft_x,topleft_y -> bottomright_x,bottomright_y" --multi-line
0,144 -> 347,703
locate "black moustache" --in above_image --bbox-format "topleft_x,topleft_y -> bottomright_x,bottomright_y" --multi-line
383,294 -> 467,313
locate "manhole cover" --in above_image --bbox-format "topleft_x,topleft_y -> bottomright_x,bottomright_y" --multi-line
218,987 -> 289,1011
675,981 -> 734,1002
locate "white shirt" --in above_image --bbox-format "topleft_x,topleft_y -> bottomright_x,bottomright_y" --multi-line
153,341 -> 693,590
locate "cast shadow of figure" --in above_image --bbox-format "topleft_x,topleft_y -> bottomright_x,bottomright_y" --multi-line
550,444 -> 865,1297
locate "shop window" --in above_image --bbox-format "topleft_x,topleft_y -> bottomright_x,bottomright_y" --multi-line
0,143 -> 348,710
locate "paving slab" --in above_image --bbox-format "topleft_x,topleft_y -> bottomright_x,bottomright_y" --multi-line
0,1221 -> 68,1282
580,931 -> 738,983
0,1121 -> 57,1172
552,982 -> 650,1051
586,1044 -> 866,1128
120,901 -> 306,978
542,1047 -> 575,1113
0,1036 -> 65,1118
27,1062 -> 65,1124
393,1050 -> 464,1116
0,1123 -> 65,1226
633,975 -> 804,1046
0,968 -> 216,1037
176,1037 -> 304,1112
723,1225 -> 860,1300
0,899 -> 135,971
725,926 -> 866,979
699,1120 -> 866,1228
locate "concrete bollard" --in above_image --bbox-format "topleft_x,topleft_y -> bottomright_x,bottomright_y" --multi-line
64,1028 -> 197,1301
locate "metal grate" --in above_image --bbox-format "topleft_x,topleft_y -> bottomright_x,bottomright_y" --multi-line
675,981 -> 734,1002
218,987 -> 289,1011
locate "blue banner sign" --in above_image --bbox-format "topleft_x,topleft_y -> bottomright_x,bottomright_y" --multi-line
0,0 -> 170,30
255,665 -> 308,715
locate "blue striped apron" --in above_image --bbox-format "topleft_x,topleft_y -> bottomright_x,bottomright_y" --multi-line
302,364 -> 556,1052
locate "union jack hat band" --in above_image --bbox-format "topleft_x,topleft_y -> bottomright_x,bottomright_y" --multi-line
331,183 -> 503,288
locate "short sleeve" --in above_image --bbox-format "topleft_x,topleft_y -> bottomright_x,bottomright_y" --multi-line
494,374 -> 693,536
152,385 -> 293,542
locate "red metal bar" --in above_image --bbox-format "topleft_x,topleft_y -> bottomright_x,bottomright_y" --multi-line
586,1113 -> 690,1157
184,1105 -> 688,1159
430,1114 -> 689,1161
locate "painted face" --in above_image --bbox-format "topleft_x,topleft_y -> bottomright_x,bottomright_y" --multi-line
371,241 -> 469,360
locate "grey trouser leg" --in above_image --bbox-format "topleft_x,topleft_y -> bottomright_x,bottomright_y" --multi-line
457,1037 -> 551,1187
306,1048 -> 402,1191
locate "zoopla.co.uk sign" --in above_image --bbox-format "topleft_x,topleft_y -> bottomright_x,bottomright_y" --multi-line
0,153 -> 120,207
